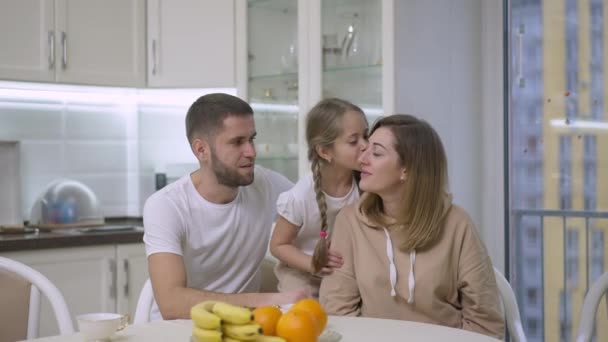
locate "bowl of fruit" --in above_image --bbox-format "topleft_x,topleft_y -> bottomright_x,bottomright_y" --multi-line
190,298 -> 341,342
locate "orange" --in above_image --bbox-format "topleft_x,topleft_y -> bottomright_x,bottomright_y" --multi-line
252,305 -> 283,336
276,309 -> 318,342
291,298 -> 327,334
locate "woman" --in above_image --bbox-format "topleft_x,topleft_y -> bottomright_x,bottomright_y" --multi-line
319,114 -> 504,339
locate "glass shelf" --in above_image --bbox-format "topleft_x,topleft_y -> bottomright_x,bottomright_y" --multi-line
249,64 -> 381,83
249,72 -> 297,82
248,0 -> 296,11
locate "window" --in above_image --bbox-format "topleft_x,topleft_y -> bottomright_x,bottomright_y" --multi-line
528,318 -> 539,336
559,290 -> 572,342
509,0 -> 607,341
566,230 -> 579,287
591,230 -> 604,282
559,136 -> 572,210
527,288 -> 538,306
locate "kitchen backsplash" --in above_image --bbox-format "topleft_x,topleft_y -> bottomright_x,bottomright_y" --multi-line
0,82 -> 240,220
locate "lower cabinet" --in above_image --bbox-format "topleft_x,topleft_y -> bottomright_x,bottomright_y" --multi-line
2,243 -> 148,337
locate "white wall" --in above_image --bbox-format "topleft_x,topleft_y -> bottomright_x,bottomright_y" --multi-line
393,0 -> 505,269
0,86 -> 140,219
0,85 -> 231,220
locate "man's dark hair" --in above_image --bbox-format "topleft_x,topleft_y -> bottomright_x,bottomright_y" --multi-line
185,93 -> 253,144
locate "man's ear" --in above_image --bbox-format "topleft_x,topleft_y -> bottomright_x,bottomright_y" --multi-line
191,137 -> 210,162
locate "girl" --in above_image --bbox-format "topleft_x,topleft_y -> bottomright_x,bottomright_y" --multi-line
269,98 -> 368,297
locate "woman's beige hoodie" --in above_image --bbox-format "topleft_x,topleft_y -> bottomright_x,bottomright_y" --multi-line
319,194 -> 505,339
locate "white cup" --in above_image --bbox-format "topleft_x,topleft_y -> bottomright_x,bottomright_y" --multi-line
76,313 -> 128,341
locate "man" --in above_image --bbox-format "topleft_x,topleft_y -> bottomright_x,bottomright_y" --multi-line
143,93 -> 307,320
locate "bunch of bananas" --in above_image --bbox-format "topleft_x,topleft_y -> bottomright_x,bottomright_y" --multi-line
191,301 -> 286,342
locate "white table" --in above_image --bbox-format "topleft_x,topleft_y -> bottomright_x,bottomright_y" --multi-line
26,316 -> 502,341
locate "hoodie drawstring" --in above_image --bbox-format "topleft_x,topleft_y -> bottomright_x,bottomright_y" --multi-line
383,228 -> 416,304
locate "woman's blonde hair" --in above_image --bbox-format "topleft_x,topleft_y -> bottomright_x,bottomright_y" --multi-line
360,114 -> 449,252
307,98 -> 365,274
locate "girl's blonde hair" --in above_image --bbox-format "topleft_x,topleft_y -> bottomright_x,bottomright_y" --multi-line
360,114 -> 449,252
306,98 -> 364,274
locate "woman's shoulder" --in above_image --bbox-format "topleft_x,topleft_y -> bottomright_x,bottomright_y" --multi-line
442,204 -> 483,241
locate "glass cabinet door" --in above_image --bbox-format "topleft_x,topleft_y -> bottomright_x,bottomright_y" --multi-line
247,0 -> 299,181
321,0 -> 382,124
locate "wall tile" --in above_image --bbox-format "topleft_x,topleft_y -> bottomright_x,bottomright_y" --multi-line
70,174 -> 129,217
0,102 -> 63,140
138,139 -> 193,172
65,142 -> 128,173
138,107 -> 186,140
65,104 -> 130,140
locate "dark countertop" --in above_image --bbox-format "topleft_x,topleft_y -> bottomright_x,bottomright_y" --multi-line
0,218 -> 144,252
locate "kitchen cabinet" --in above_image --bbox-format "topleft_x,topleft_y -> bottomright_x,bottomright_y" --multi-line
2,243 -> 147,337
239,0 -> 385,179
146,0 -> 236,87
0,0 -> 145,87
0,0 -> 55,82
116,244 -> 148,319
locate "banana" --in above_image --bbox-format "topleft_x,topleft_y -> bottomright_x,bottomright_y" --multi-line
254,336 -> 287,342
222,323 -> 263,341
191,326 -> 222,342
191,301 -> 222,330
223,338 -> 242,342
212,302 -> 254,325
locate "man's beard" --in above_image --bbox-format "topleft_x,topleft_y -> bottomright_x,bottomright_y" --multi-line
210,151 -> 254,187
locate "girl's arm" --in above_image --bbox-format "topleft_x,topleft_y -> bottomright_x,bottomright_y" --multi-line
270,216 -> 316,274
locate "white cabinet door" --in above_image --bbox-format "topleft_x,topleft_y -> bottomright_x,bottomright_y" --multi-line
115,243 -> 148,320
147,0 -> 235,87
0,0 -> 55,82
3,246 -> 116,338
54,0 -> 146,86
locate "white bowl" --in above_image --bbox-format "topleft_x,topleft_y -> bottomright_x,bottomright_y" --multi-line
76,313 -> 126,340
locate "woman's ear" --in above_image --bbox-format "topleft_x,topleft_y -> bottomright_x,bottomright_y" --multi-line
400,169 -> 407,182
315,145 -> 333,163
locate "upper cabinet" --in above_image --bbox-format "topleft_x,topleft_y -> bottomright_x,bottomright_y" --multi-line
55,0 -> 146,86
321,0 -> 382,123
238,0 -> 390,178
0,0 -> 146,87
0,0 -> 55,82
147,0 -> 236,88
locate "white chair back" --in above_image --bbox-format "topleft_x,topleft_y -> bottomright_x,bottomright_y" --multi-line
0,256 -> 74,338
575,271 -> 608,342
133,278 -> 154,324
494,267 -> 527,342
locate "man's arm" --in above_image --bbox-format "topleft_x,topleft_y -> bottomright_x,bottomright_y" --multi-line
149,253 -> 309,320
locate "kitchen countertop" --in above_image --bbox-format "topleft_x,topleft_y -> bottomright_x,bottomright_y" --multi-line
0,218 -> 144,252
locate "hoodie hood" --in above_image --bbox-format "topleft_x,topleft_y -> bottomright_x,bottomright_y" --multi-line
355,191 -> 454,303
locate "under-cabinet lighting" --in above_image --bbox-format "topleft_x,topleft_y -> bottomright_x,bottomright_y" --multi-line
0,81 -> 235,107
137,88 -> 236,107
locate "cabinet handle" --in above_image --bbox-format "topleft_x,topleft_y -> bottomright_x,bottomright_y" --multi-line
151,39 -> 157,75
61,31 -> 67,69
48,31 -> 55,69
109,259 -> 116,300
123,259 -> 129,297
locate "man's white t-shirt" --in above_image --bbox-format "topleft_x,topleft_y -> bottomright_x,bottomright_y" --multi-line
143,165 -> 293,320
276,173 -> 359,255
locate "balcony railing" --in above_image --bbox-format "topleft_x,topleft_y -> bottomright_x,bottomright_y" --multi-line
511,209 -> 608,342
